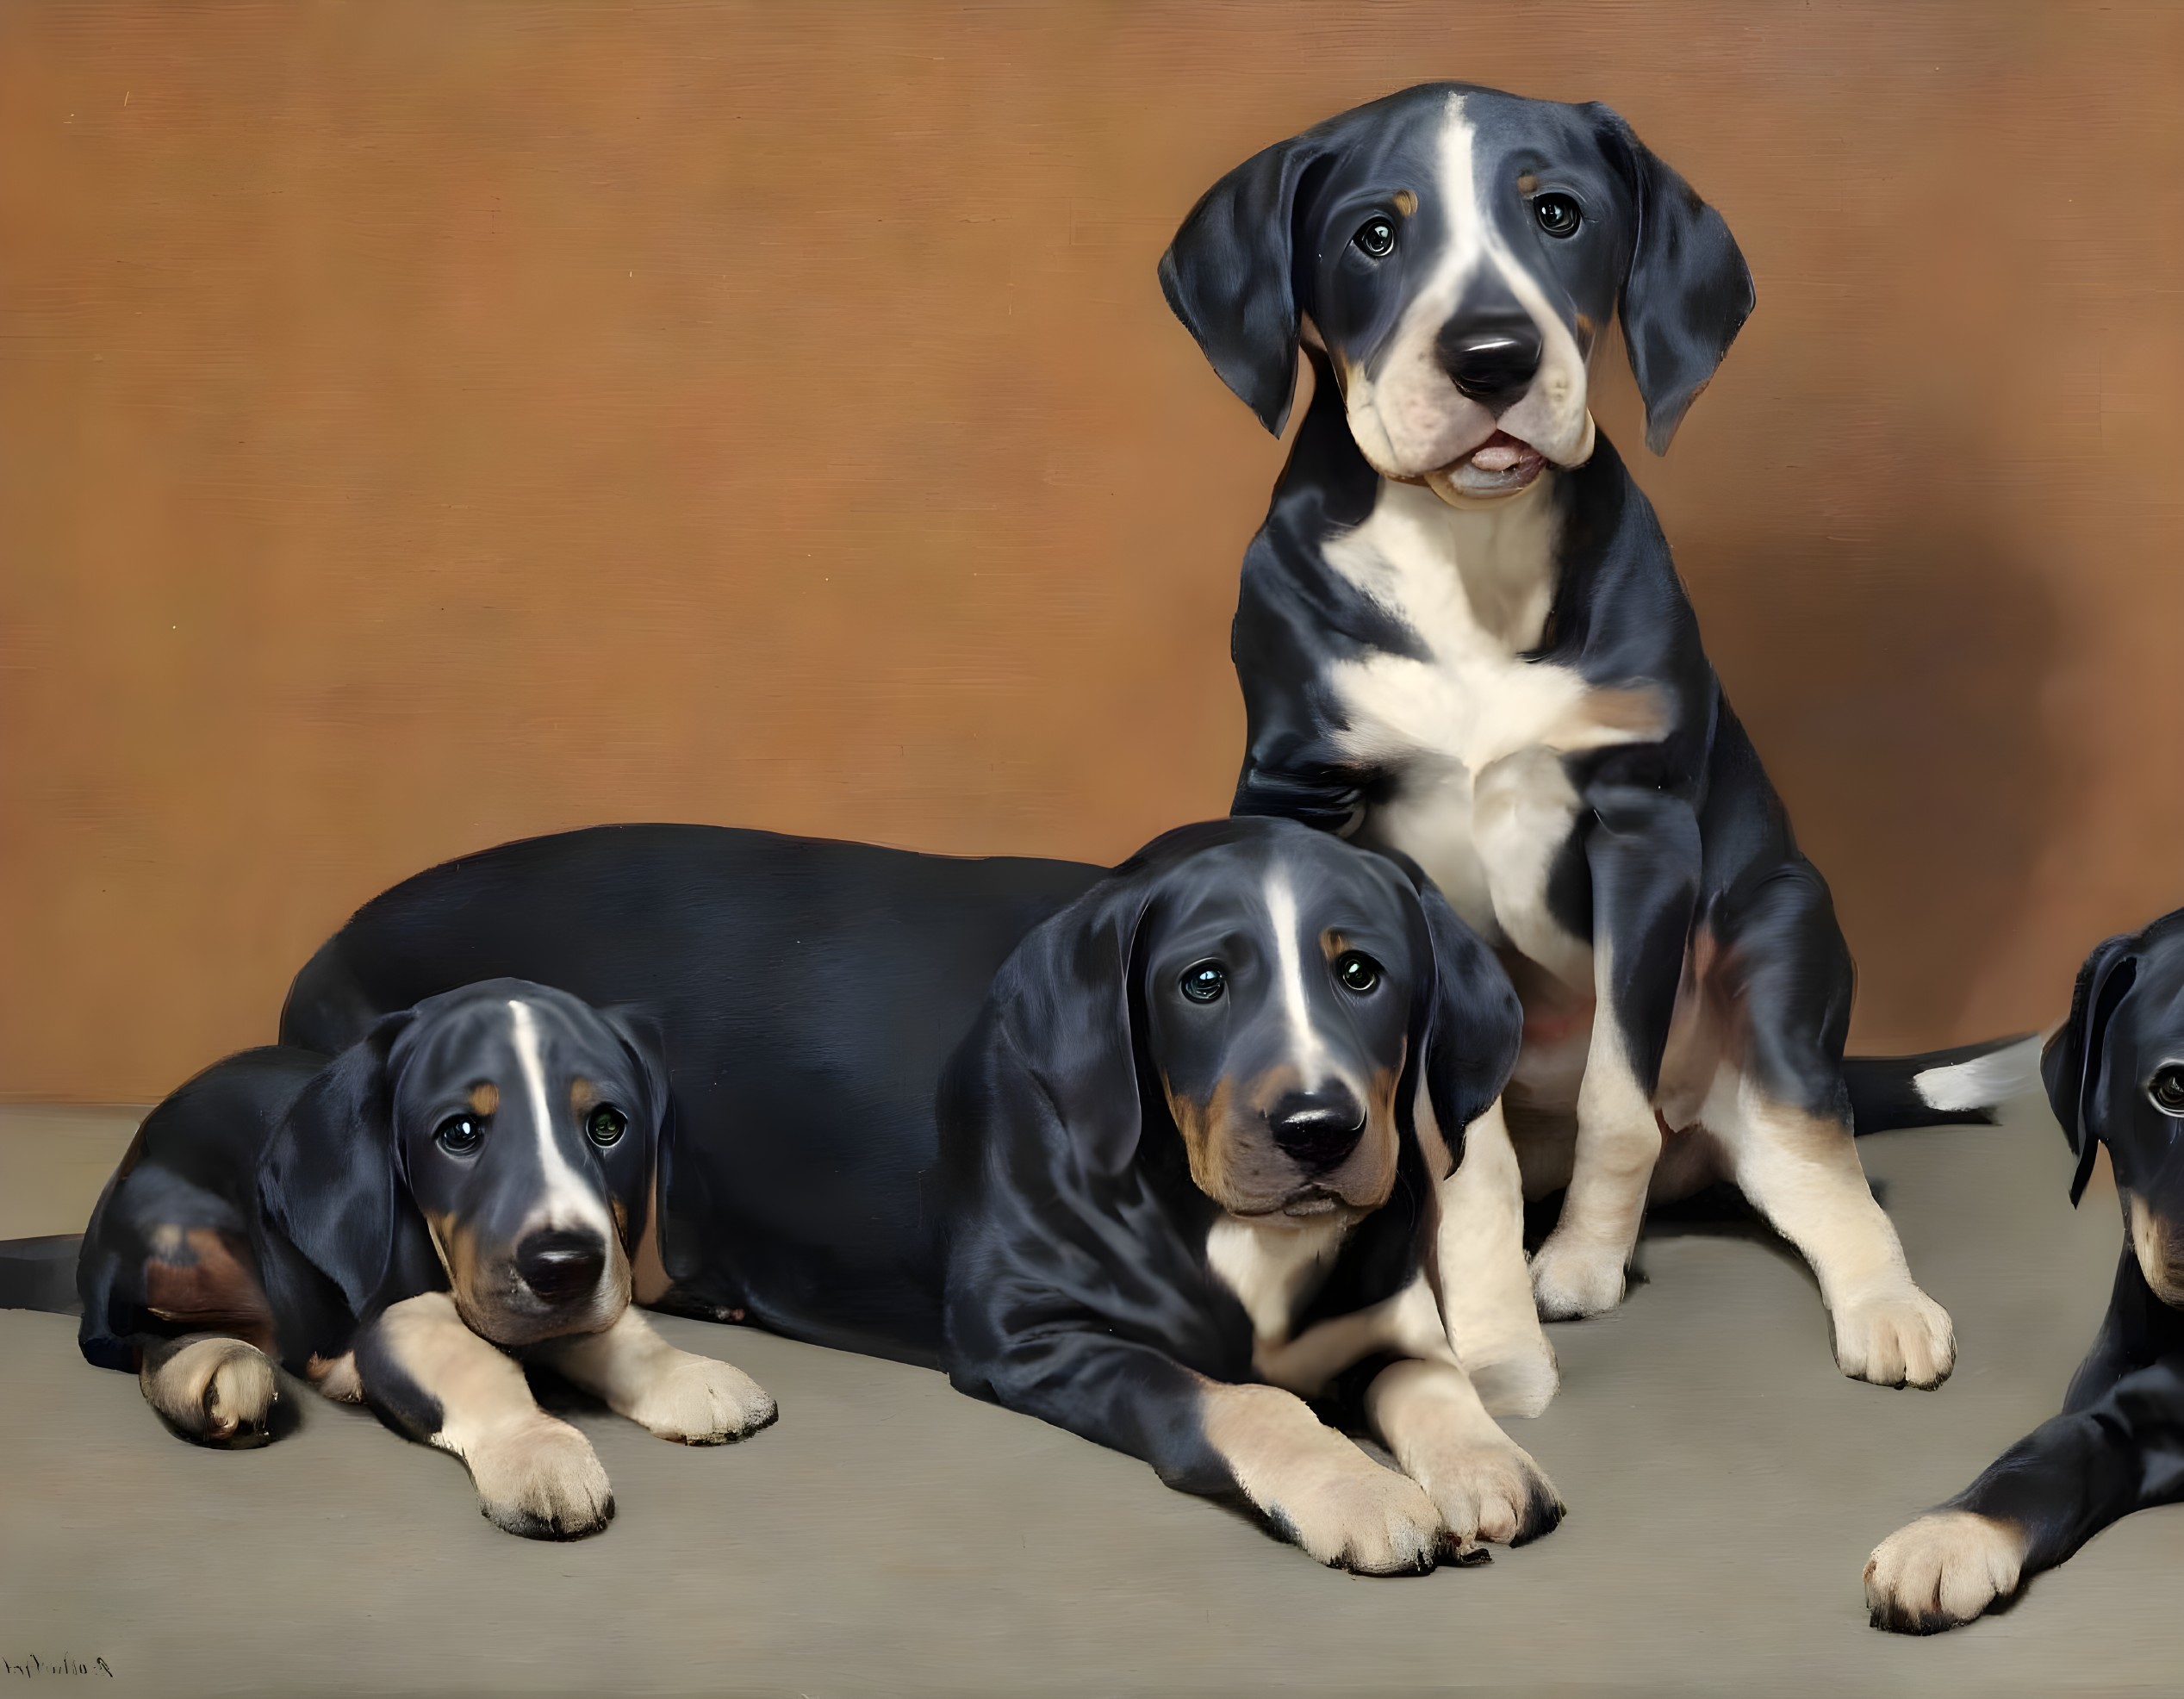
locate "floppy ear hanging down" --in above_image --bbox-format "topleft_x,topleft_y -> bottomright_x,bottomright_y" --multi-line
1158,130 -> 1331,436
257,1011 -> 435,1326
2042,933 -> 2141,1208
1401,869 -> 1525,1179
1584,103 -> 1755,455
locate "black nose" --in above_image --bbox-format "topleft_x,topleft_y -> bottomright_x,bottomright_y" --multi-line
515,1229 -> 606,1304
1269,1087 -> 1366,1172
1436,311 -> 1543,410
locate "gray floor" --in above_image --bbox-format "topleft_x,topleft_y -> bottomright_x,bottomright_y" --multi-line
3,1095 -> 2178,1696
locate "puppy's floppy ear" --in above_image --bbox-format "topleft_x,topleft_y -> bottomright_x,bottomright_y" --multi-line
2043,932 -> 2139,1208
945,874 -> 1158,1180
258,1011 -> 420,1317
1404,871 -> 1523,1179
602,1005 -> 672,1135
1159,129 -> 1332,436
1585,103 -> 1754,455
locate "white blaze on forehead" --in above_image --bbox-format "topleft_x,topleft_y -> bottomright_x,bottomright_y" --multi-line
1348,91 -> 1594,476
508,999 -> 614,1239
1263,865 -> 1333,1081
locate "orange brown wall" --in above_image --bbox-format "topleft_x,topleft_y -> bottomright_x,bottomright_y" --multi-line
3,2 -> 2181,1101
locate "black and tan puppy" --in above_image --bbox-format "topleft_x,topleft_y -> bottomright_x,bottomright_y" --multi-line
1160,84 -> 2035,1388
76,980 -> 775,1538
1866,916 -> 2184,1631
281,818 -> 1555,1571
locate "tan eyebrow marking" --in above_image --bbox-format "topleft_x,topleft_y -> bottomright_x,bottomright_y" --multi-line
468,1082 -> 500,1117
1392,188 -> 1417,217
1516,171 -> 1539,195
569,1077 -> 599,1115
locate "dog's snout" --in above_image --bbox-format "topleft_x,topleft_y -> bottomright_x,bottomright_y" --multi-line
1436,313 -> 1543,411
515,1229 -> 607,1304
1268,1086 -> 1367,1171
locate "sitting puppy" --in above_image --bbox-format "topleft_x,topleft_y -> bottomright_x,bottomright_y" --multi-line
282,818 -> 1556,1572
1865,915 -> 2184,1630
76,979 -> 775,1539
1159,84 -> 2035,1386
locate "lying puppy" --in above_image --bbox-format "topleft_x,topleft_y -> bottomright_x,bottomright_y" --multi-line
1160,84 -> 2036,1386
76,979 -> 775,1538
282,818 -> 1556,1571
1866,917 -> 2184,1631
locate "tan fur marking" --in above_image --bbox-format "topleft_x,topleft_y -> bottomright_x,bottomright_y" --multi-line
632,1153 -> 672,1307
469,1081 -> 500,1117
371,1291 -> 613,1538
1197,1376 -> 1443,1573
1164,1073 -> 1240,1202
569,1077 -> 598,1116
1574,312 -> 1596,338
306,1352 -> 364,1403
532,1307 -> 775,1444
1393,188 -> 1418,216
142,1228 -> 275,1353
2125,1192 -> 2184,1304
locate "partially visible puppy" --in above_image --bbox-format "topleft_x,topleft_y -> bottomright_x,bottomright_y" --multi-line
77,979 -> 774,1539
1866,915 -> 2184,1631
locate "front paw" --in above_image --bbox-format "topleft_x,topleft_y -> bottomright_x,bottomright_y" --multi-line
1529,1235 -> 1627,1320
625,1352 -> 777,1446
1832,1285 -> 1954,1388
1266,1453 -> 1449,1576
1410,1437 -> 1565,1547
1865,1510 -> 2025,1633
463,1414 -> 615,1540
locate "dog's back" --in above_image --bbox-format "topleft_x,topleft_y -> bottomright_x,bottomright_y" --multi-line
279,823 -> 1106,1364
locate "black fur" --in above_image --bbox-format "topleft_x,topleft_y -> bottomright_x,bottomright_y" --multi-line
270,818 -> 1521,1548
1873,913 -> 2184,1631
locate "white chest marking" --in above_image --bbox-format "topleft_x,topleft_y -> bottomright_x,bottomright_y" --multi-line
509,999 -> 613,1239
1205,1213 -> 1347,1347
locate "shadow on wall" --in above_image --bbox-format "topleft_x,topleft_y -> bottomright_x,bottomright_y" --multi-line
1683,510 -> 2074,1051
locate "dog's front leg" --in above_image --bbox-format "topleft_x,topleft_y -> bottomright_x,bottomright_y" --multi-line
1366,1357 -> 1564,1547
355,1291 -> 613,1539
530,1307 -> 776,1445
1867,1247 -> 2181,1630
953,1323 -> 1449,1574
1430,1096 -> 1558,1415
1529,785 -> 1699,1319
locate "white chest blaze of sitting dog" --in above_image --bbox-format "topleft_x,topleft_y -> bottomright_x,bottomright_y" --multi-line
1327,481 -> 1624,993
508,999 -> 615,1243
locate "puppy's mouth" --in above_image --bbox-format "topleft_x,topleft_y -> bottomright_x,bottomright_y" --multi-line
1233,1186 -> 1362,1223
1427,431 -> 1548,500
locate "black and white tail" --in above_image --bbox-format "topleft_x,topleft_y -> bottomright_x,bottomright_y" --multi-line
1845,1033 -> 2045,1136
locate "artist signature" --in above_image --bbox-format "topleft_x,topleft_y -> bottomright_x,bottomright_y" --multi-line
0,1656 -> 112,1679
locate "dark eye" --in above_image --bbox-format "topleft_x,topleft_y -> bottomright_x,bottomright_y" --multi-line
1179,962 -> 1227,1005
2149,1067 -> 2184,1115
586,1105 -> 629,1148
435,1114 -> 482,1154
1352,215 -> 1397,259
1534,192 -> 1582,239
1335,952 -> 1382,994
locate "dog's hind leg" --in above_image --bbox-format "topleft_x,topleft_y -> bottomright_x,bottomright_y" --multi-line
140,1333 -> 280,1447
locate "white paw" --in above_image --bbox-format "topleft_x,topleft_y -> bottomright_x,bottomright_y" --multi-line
1263,1448 -> 1448,1576
464,1414 -> 615,1540
1465,1338 -> 1560,1420
1865,1510 -> 2025,1632
1832,1285 -> 1955,1388
145,1336 -> 280,1448
625,1352 -> 777,1445
1529,1235 -> 1627,1320
1408,1436 -> 1565,1547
